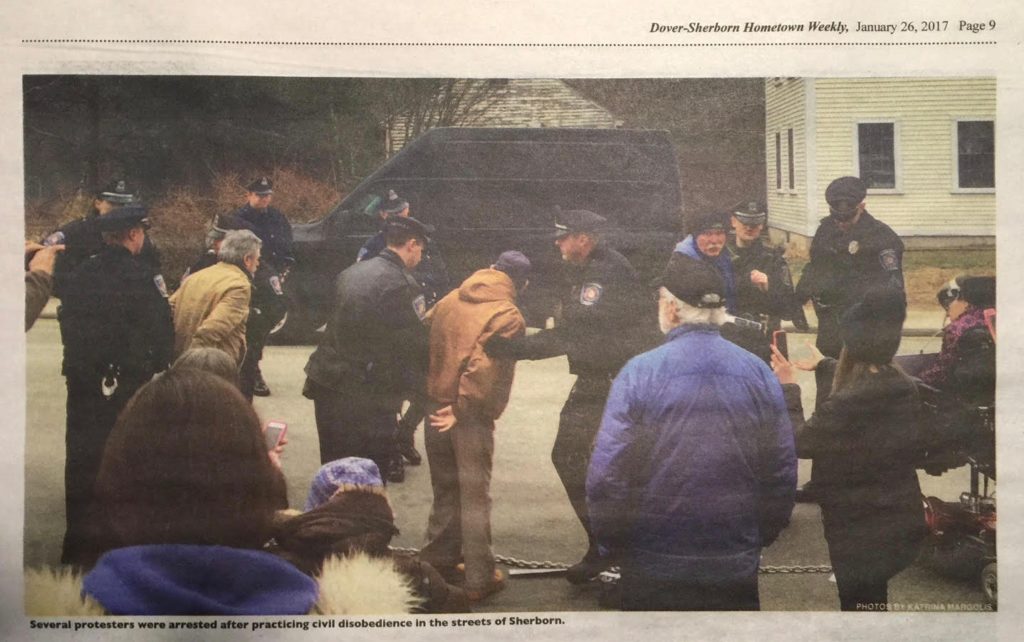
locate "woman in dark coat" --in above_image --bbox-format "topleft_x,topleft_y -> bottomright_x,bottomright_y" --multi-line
772,287 -> 927,611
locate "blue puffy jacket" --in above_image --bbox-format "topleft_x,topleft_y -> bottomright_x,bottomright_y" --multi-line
586,324 -> 796,583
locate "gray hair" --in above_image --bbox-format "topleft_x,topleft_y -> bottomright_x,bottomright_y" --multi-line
659,287 -> 727,333
218,229 -> 262,264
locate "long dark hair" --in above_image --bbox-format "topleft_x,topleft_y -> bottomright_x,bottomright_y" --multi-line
95,369 -> 285,552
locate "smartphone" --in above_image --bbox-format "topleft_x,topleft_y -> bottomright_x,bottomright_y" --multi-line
264,420 -> 288,450
772,330 -> 788,358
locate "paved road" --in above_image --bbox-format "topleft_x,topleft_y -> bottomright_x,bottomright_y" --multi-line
25,319 -> 991,612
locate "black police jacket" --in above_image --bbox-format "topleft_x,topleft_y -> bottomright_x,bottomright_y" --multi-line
45,213 -> 161,298
796,211 -> 904,313
727,239 -> 807,329
58,245 -> 174,383
304,249 -> 429,404
236,205 -> 294,273
358,230 -> 451,309
501,245 -> 652,377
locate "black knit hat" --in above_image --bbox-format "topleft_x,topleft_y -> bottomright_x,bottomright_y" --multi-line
839,287 -> 906,364
379,189 -> 409,215
959,276 -> 996,309
689,211 -> 729,236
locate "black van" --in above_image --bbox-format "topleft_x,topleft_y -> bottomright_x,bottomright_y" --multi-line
279,127 -> 683,341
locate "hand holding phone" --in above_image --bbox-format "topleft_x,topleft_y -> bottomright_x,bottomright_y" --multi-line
264,420 -> 288,450
771,330 -> 788,358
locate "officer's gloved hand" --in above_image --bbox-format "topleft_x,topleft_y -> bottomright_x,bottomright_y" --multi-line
483,335 -> 515,359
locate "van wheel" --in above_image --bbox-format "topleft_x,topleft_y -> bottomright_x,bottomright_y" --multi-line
981,562 -> 997,607
267,292 -> 317,345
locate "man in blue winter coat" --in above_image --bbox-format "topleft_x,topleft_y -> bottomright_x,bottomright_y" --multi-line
586,254 -> 796,611
674,210 -> 737,314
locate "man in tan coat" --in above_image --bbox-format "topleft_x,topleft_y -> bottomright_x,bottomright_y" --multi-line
419,251 -> 530,601
170,230 -> 262,365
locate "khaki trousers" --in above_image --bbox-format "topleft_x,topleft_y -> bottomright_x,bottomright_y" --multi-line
420,404 -> 496,592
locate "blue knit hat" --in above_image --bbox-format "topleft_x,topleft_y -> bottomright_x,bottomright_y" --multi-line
304,458 -> 384,511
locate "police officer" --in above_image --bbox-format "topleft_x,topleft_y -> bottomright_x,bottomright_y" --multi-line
724,200 -> 808,362
303,216 -> 433,483
485,209 -> 651,584
796,176 -> 905,358
234,177 -> 294,397
180,213 -> 253,282
57,205 -> 174,566
357,189 -> 451,466
40,180 -> 160,297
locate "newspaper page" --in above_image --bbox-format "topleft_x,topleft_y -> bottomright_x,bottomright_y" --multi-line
2,0 -> 1021,639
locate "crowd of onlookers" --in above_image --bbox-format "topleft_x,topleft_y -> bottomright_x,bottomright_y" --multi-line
24,174 -> 995,615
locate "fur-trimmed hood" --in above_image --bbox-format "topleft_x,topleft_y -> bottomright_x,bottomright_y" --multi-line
26,549 -> 421,616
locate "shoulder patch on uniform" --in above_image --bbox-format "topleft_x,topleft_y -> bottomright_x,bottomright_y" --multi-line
412,294 -> 427,321
153,274 -> 169,298
43,231 -> 66,246
579,282 -> 604,306
879,248 -> 900,271
269,275 -> 284,295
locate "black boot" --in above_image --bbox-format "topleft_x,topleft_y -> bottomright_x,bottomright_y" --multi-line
253,367 -> 271,397
386,457 -> 405,483
565,549 -> 608,585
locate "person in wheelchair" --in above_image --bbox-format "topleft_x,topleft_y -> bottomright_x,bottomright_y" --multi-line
919,275 -> 995,407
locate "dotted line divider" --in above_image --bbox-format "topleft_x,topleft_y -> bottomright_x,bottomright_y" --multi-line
21,39 -> 998,47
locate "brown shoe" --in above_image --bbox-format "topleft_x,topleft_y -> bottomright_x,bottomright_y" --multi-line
465,569 -> 506,601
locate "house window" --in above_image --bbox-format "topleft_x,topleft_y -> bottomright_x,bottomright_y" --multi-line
775,132 -> 782,190
956,120 -> 994,189
856,122 -> 896,190
787,128 -> 795,190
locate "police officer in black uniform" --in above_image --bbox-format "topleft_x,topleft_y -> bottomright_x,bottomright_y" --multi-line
234,177 -> 294,397
486,209 -> 651,583
57,205 -> 174,566
796,176 -> 906,358
303,216 -> 433,482
724,200 -> 808,362
40,180 -> 160,297
356,190 -> 451,466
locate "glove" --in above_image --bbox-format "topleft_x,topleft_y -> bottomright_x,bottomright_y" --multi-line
483,335 -> 515,358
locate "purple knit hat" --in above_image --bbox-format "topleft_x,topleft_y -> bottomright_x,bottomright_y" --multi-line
304,457 -> 384,511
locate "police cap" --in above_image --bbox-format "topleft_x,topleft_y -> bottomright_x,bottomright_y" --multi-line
386,215 -> 433,242
96,179 -> 134,205
246,176 -> 274,194
825,176 -> 867,220
210,213 -> 254,239
689,211 -> 729,236
652,254 -> 726,308
97,204 -> 151,232
379,189 -> 409,215
731,200 -> 767,226
554,209 -> 607,239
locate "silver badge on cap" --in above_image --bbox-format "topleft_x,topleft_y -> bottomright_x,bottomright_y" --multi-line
848,241 -> 859,255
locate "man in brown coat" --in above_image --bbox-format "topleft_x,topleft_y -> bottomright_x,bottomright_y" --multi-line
170,230 -> 261,365
419,251 -> 530,601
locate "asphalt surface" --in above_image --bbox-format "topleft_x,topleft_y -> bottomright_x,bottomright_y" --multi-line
24,319 -> 992,612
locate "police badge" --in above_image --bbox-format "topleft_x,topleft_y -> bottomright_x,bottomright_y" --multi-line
153,274 -> 169,298
879,249 -> 900,271
848,240 -> 859,255
269,275 -> 284,295
43,230 -> 66,246
412,294 -> 427,320
580,282 -> 604,306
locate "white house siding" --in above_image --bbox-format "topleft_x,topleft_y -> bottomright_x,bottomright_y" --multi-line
764,78 -> 810,236
812,77 -> 995,238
